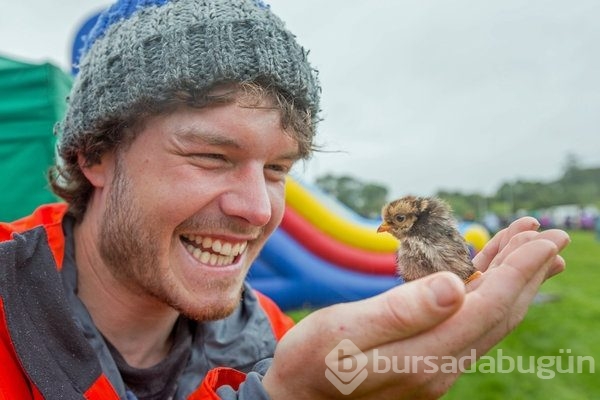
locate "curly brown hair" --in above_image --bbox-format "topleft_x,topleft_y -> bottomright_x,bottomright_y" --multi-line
49,80 -> 317,221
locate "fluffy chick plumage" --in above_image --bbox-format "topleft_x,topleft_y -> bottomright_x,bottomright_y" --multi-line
378,196 -> 480,283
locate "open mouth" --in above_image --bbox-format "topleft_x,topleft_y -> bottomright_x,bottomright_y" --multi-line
180,234 -> 248,266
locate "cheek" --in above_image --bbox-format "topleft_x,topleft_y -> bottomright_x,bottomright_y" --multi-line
269,184 -> 287,223
136,165 -> 221,216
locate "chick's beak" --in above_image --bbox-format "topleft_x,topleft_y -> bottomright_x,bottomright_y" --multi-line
377,222 -> 391,233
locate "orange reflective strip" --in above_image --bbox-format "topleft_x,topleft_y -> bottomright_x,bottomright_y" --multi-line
188,367 -> 247,399
83,374 -> 120,400
254,290 -> 294,341
0,203 -> 68,269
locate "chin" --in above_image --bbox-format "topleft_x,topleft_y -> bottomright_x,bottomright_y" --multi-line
177,285 -> 245,322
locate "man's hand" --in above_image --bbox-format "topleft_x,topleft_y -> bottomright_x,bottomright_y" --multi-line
262,217 -> 569,399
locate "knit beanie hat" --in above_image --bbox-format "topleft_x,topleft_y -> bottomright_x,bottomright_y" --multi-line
59,0 -> 320,154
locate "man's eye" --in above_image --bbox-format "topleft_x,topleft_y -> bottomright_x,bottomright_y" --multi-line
190,153 -> 228,163
266,164 -> 289,173
195,153 -> 225,161
265,164 -> 291,181
189,153 -> 229,168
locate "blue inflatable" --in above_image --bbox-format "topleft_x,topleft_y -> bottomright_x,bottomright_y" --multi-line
247,229 -> 400,311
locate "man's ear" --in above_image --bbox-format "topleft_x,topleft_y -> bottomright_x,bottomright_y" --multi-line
77,152 -> 115,189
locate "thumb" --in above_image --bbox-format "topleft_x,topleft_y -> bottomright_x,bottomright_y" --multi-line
327,272 -> 466,351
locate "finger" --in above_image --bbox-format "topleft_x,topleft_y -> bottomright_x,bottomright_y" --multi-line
486,230 -> 540,269
547,254 -> 566,278
466,252 -> 565,293
540,230 -> 569,279
451,238 -> 562,359
488,229 -> 570,271
473,217 -> 540,272
333,272 -> 466,351
502,216 -> 541,247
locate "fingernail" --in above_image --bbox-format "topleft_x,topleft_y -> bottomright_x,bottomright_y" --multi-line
429,275 -> 461,307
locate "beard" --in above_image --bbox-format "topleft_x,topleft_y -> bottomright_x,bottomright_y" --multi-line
98,158 -> 245,321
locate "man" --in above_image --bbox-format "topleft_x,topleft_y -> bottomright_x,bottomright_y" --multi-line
0,0 -> 569,399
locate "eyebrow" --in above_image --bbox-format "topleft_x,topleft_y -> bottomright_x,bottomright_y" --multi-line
174,127 -> 241,149
172,127 -> 302,161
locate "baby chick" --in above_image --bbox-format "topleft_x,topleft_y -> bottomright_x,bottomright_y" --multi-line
377,196 -> 481,284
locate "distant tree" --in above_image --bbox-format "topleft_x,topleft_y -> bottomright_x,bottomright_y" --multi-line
314,174 -> 388,218
562,153 -> 583,183
315,154 -> 600,222
359,183 -> 389,218
436,190 -> 486,220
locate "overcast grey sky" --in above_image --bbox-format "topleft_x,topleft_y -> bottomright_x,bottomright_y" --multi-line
2,0 -> 599,198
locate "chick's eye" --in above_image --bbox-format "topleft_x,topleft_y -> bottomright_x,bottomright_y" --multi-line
395,215 -> 406,223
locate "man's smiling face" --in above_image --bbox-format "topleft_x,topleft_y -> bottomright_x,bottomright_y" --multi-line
94,90 -> 300,321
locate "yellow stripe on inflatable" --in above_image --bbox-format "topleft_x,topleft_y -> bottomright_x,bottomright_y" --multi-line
285,177 -> 399,253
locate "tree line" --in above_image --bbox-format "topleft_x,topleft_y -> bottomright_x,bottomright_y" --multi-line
314,157 -> 600,222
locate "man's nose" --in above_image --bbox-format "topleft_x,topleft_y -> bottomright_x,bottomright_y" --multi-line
219,165 -> 272,226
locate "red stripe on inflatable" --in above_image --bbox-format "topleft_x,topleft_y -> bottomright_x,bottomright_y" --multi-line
280,207 -> 397,275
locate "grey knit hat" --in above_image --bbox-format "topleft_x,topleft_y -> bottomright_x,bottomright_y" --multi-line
59,0 -> 320,152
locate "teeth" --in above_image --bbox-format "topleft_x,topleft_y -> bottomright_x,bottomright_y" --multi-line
221,242 -> 232,256
212,240 -> 222,253
200,251 -> 210,264
187,250 -> 236,266
193,248 -> 202,260
181,234 -> 248,265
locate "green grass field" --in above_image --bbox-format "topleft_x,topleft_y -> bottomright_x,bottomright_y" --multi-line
288,230 -> 600,399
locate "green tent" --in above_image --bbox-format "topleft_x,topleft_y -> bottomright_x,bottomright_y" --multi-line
0,55 -> 72,221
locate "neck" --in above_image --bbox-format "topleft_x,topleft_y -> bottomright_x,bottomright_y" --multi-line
73,213 -> 180,369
